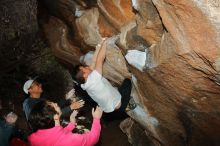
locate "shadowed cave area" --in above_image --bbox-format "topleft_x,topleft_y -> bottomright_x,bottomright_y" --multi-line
0,0 -> 220,146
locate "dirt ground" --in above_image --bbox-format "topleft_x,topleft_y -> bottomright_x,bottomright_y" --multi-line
97,119 -> 131,146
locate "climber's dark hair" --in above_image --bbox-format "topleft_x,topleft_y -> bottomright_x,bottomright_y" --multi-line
28,100 -> 57,132
73,64 -> 87,84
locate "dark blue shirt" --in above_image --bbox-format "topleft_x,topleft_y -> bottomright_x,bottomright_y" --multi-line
23,97 -> 43,120
23,97 -> 72,120
0,120 -> 15,146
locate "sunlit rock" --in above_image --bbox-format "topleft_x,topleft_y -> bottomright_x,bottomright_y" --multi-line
125,50 -> 146,71
97,0 -> 135,30
76,8 -> 102,47
134,0 -> 164,45
43,16 -> 82,65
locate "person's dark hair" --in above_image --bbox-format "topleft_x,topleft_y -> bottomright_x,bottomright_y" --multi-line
73,64 -> 86,84
28,100 -> 57,132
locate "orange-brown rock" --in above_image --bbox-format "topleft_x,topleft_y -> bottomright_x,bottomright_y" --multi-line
134,0 -> 164,45
42,16 -> 82,66
97,0 -> 135,30
129,51 -> 220,146
152,0 -> 220,59
75,8 -> 116,47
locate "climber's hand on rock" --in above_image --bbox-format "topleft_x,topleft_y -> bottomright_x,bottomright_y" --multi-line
70,100 -> 85,110
96,43 -> 101,50
92,106 -> 103,119
96,37 -> 108,50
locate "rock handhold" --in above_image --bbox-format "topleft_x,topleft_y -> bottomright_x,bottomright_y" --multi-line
125,50 -> 147,72
97,0 -> 135,30
76,8 -> 102,47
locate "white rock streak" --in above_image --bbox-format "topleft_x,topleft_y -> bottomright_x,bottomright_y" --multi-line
126,75 -> 161,141
125,50 -> 146,72
131,0 -> 139,10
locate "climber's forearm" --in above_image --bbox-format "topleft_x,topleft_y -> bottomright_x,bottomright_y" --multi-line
90,45 -> 101,70
96,42 -> 106,64
95,41 -> 107,74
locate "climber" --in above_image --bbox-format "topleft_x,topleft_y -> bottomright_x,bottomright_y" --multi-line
74,38 -> 135,116
23,79 -> 85,120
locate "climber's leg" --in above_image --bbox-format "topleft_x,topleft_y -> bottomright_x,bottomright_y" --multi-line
118,78 -> 132,112
102,79 -> 134,121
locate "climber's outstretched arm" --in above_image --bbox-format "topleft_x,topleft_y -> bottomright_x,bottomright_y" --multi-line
95,40 -> 107,75
90,39 -> 106,70
90,45 -> 102,70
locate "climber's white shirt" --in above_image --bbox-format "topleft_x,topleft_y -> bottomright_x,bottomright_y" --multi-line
81,70 -> 121,113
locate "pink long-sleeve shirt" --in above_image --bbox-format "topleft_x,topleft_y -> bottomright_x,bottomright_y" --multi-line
28,118 -> 101,146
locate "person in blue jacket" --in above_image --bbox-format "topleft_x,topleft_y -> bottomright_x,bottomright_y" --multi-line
0,110 -> 18,146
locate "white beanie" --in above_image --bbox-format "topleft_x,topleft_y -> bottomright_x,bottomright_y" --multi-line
23,79 -> 34,94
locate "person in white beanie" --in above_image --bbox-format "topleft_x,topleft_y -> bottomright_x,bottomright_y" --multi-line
23,79 -> 84,120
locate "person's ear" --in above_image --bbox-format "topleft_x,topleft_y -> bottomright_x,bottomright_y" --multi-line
28,88 -> 32,93
53,114 -> 60,126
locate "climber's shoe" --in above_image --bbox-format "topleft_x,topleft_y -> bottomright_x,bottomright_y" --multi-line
125,97 -> 137,112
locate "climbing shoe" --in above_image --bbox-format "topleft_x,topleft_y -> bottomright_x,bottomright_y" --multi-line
125,97 -> 137,112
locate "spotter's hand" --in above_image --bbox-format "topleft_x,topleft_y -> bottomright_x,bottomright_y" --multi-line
70,100 -> 85,110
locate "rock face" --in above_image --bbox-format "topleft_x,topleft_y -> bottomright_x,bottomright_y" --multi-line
0,0 -> 38,73
40,0 -> 220,146
0,0 -> 40,98
43,16 -> 82,66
